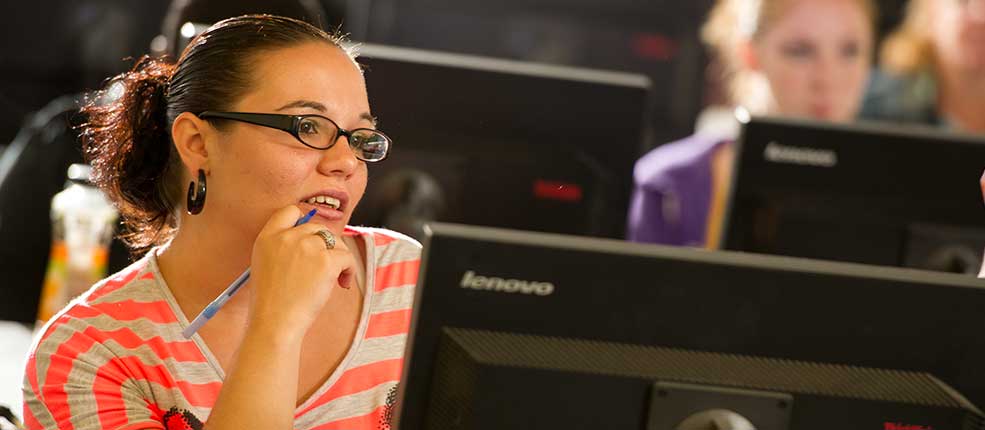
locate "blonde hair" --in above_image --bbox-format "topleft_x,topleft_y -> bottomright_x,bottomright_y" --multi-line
702,0 -> 877,105
880,0 -> 935,75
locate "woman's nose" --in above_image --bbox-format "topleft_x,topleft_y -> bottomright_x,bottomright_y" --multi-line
317,135 -> 360,177
813,49 -> 855,93
809,58 -> 836,92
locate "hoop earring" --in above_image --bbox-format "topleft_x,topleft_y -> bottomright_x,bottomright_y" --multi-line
186,169 -> 207,215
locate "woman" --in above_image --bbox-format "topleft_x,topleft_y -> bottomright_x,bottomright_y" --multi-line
863,0 -> 985,132
22,15 -> 421,430
627,0 -> 876,247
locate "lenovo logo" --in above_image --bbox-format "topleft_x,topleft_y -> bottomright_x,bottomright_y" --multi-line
884,423 -> 933,430
763,141 -> 838,168
460,270 -> 555,296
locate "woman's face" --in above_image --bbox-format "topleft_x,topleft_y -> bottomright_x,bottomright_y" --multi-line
932,0 -> 985,74
204,42 -> 371,238
750,0 -> 873,122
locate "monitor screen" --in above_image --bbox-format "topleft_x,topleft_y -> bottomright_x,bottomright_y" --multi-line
351,44 -> 650,241
721,117 -> 985,275
394,223 -> 985,430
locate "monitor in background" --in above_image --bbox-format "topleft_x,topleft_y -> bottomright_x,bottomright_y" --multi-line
353,0 -> 713,149
352,44 -> 650,240
394,223 -> 985,430
721,117 -> 985,275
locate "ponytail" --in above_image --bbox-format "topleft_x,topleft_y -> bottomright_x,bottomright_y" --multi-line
82,56 -> 182,254
880,0 -> 934,76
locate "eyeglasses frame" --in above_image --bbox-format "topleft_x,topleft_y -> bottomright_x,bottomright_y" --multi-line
197,111 -> 391,162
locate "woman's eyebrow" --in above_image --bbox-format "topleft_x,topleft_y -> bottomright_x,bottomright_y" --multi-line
275,100 -> 376,125
275,100 -> 327,112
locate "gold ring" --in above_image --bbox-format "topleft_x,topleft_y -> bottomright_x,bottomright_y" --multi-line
315,230 -> 335,250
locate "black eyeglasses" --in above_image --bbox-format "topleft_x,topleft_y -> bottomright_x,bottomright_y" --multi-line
198,111 -> 391,162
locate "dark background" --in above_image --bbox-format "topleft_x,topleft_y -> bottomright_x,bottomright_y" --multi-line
0,0 -> 908,154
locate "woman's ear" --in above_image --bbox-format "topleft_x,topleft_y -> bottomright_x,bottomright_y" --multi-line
737,38 -> 761,72
171,111 -> 212,176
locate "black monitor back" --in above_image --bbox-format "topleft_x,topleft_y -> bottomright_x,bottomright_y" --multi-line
356,0 -> 713,148
352,44 -> 650,240
395,223 -> 985,429
721,117 -> 985,274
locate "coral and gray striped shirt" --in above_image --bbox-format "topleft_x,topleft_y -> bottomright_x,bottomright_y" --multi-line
22,227 -> 421,430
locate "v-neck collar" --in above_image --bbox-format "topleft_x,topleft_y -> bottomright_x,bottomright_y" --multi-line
148,228 -> 379,413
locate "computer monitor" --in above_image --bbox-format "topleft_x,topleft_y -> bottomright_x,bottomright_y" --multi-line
394,223 -> 985,430
721,117 -> 985,275
351,44 -> 650,240
354,0 -> 712,149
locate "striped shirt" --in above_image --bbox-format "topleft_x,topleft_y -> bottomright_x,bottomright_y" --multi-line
22,226 -> 421,430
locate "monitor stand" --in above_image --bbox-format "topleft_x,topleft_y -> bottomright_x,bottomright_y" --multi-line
904,223 -> 985,275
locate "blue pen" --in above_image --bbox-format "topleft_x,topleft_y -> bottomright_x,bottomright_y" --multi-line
182,209 -> 317,338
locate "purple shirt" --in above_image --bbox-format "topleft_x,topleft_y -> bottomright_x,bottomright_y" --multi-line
626,133 -> 731,246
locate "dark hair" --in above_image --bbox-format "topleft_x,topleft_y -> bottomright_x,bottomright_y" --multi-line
82,15 -> 354,253
158,0 -> 341,58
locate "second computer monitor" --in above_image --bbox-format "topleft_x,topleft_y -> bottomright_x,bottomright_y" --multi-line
352,44 -> 650,241
721,117 -> 985,274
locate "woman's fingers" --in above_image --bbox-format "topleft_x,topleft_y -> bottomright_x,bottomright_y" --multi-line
258,205 -> 305,237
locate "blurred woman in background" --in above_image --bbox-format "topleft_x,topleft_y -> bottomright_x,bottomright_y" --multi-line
862,0 -> 985,133
627,0 -> 876,246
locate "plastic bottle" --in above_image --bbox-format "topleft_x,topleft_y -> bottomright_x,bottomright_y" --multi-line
37,164 -> 118,322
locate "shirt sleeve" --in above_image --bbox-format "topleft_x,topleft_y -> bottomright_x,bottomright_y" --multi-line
22,319 -> 165,430
626,182 -> 682,245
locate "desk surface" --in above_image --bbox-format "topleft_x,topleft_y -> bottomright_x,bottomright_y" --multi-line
1,321 -> 36,421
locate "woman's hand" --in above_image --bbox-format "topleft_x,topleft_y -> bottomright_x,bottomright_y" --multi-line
247,205 -> 355,337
